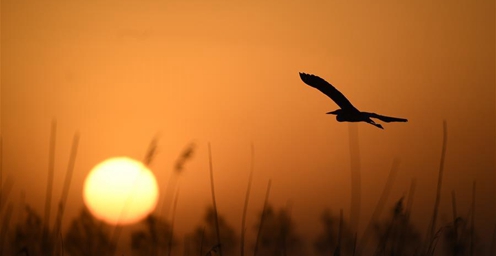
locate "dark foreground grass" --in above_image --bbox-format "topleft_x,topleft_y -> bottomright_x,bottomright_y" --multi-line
0,121 -> 494,256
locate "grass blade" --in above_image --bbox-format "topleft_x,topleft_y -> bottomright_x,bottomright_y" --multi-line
42,120 -> 57,252
167,189 -> 179,256
240,143 -> 254,256
490,224 -> 496,256
254,179 -> 271,256
199,226 -> 205,256
451,190 -> 458,249
357,158 -> 400,255
0,176 -> 13,214
0,136 -> 2,214
0,203 -> 13,256
334,209 -> 343,256
405,178 -> 416,221
425,120 -> 448,254
53,133 -> 80,255
470,181 -> 475,256
208,143 -> 223,256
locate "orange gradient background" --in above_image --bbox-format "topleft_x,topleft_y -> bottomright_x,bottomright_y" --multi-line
1,0 -> 495,254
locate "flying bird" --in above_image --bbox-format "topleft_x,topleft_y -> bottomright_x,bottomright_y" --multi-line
299,72 -> 407,129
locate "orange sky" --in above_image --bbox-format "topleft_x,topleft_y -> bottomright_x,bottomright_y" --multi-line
2,0 -> 495,254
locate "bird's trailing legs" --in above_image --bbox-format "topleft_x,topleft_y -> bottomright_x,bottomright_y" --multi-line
366,119 -> 383,129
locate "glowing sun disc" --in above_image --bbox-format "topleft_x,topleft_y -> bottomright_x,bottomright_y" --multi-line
83,157 -> 159,225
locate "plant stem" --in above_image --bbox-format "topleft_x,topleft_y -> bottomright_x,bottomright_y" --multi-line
241,143 -> 254,256
426,120 -> 448,254
53,133 -> 79,255
42,120 -> 57,253
254,179 -> 271,256
208,143 -> 223,256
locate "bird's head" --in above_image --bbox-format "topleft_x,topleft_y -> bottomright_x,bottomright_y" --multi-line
326,109 -> 342,115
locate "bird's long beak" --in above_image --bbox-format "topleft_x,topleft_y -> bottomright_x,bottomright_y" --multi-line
326,110 -> 339,115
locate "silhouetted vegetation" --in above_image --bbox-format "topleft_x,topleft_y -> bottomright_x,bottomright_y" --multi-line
2,184 -> 494,256
314,209 -> 354,256
443,217 -> 472,256
64,207 -> 115,256
131,215 -> 176,256
12,206 -> 54,256
373,198 -> 421,256
252,204 -> 303,256
423,121 -> 448,256
240,143 -> 255,256
184,206 -> 238,256
1,122 -> 494,255
442,187 -> 481,256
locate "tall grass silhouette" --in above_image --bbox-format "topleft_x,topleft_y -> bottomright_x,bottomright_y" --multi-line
126,139 -> 194,256
373,197 -> 421,255
254,179 -> 271,256
3,120 -> 495,255
53,133 -> 80,255
42,120 -> 57,253
337,209 -> 344,255
0,203 -> 13,256
110,136 -> 168,256
168,191 -> 179,256
240,143 -> 254,256
207,143 -> 223,256
0,136 -> 3,214
491,224 -> 496,256
405,178 -> 416,222
314,208 -> 354,256
160,141 -> 195,219
469,181 -> 475,256
424,120 -> 448,255
450,191 -> 459,254
358,158 -> 400,255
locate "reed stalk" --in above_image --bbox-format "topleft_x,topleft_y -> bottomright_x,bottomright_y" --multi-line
53,133 -> 79,255
470,181 -> 475,256
490,224 -> 496,256
160,142 -> 195,219
357,158 -> 399,255
334,209 -> 343,256
208,143 -> 223,256
405,178 -> 416,221
0,203 -> 12,256
0,136 -> 2,213
42,120 -> 57,250
254,179 -> 271,256
112,139 -> 160,256
199,227 -> 205,256
352,232 -> 357,256
0,176 -> 12,214
451,190 -> 458,252
167,190 -> 179,256
240,143 -> 254,256
425,120 -> 448,255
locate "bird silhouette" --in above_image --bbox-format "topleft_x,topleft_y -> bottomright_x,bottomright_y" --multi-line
299,72 -> 407,129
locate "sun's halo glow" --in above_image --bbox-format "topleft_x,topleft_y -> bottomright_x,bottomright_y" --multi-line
83,157 -> 159,225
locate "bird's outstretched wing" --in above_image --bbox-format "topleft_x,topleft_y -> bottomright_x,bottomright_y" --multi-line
299,72 -> 357,111
364,112 -> 408,123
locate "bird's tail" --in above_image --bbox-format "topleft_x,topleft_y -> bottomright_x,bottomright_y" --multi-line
364,112 -> 408,123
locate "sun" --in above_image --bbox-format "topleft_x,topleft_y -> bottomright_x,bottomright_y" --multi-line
83,157 -> 159,225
